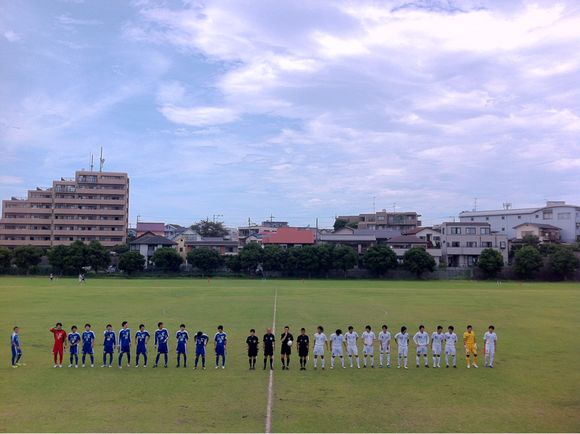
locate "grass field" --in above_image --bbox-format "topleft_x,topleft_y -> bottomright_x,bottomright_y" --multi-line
0,277 -> 579,433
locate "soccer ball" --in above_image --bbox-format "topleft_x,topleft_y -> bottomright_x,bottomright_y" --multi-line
286,340 -> 293,347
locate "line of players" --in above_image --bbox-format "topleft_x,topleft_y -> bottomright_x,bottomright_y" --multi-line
10,322 -> 497,370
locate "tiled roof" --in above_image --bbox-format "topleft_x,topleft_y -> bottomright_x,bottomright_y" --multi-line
262,227 -> 315,244
130,231 -> 176,246
387,235 -> 426,244
137,222 -> 165,232
513,223 -> 562,230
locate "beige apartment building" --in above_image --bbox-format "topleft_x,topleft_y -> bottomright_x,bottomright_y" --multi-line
338,210 -> 421,232
0,170 -> 129,248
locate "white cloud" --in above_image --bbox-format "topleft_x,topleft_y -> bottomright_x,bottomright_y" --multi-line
3,30 -> 20,42
160,105 -> 239,126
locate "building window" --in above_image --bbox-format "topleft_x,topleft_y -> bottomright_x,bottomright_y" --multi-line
558,212 -> 571,220
481,242 -> 493,248
451,241 -> 460,247
543,210 -> 553,220
501,227 -> 505,231
500,241 -> 506,249
465,227 -> 476,235
480,227 -> 490,235
466,241 -> 477,247
501,216 -> 505,220
518,216 -> 521,219
485,217 -> 489,221
450,227 -> 461,235
470,217 -> 474,221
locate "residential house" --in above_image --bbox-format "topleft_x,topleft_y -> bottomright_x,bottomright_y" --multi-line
136,222 -> 165,237
459,201 -> 580,243
387,235 -> 442,265
164,223 -> 187,240
513,223 -> 561,243
439,222 -> 508,267
129,231 -> 177,269
338,209 -> 421,232
261,227 -> 316,248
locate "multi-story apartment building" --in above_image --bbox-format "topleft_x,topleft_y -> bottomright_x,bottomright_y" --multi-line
338,209 -> 421,232
439,222 -> 508,267
459,201 -> 580,243
0,170 -> 129,248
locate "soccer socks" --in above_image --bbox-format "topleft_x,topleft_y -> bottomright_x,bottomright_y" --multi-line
370,355 -> 374,367
313,358 -> 317,368
321,358 -> 325,368
155,353 -> 161,366
330,357 -> 335,368
341,357 -> 345,368
466,354 -> 470,367
263,357 -> 267,369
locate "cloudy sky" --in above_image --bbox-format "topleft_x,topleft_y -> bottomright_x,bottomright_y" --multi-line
1,0 -> 579,228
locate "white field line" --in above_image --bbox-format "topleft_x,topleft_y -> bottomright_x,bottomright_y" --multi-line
265,288 -> 278,433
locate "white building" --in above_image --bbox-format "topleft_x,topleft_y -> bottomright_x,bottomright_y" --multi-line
459,201 -> 580,243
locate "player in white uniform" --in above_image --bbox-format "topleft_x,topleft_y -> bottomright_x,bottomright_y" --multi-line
345,326 -> 360,368
361,325 -> 376,368
329,329 -> 346,369
483,325 -> 498,368
431,325 -> 445,368
413,325 -> 430,368
444,325 -> 458,368
395,326 -> 409,369
378,325 -> 391,368
312,326 -> 328,370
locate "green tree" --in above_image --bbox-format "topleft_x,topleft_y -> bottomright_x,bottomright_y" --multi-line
64,241 -> 89,274
86,241 -> 111,272
47,245 -> 70,274
151,247 -> 183,272
0,247 -> 12,272
191,219 -> 229,237
333,245 -> 358,277
333,219 -> 348,231
187,248 -> 223,275
477,248 -> 504,278
110,243 -> 130,255
403,247 -> 436,278
239,242 -> 263,274
118,251 -> 145,275
262,245 -> 288,272
514,245 -> 543,279
287,245 -> 320,277
225,254 -> 242,273
547,245 -> 579,280
363,244 -> 398,276
12,245 -> 43,273
316,244 -> 335,276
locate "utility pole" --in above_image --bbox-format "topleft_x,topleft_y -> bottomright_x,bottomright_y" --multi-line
99,147 -> 105,172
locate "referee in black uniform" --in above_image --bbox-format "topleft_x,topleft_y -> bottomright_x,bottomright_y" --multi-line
246,329 -> 259,370
297,328 -> 310,370
263,328 -> 275,370
280,326 -> 294,370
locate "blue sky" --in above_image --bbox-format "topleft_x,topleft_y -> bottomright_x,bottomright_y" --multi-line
1,0 -> 579,228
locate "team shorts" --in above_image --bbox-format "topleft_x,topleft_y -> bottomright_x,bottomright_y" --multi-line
176,345 -> 186,354
313,345 -> 325,356
416,345 -> 428,356
363,345 -> 374,356
120,345 -> 131,353
70,346 -> 78,355
281,345 -> 291,356
332,348 -> 343,357
380,344 -> 390,353
298,346 -> 309,357
82,346 -> 93,355
465,344 -> 477,355
157,344 -> 168,354
445,347 -> 456,356
137,347 -> 147,355
264,346 -> 274,357
485,345 -> 495,354
104,348 -> 114,354
432,346 -> 442,356
347,345 -> 358,356
215,347 -> 225,356
196,348 -> 206,357
398,347 -> 408,357
248,348 -> 258,357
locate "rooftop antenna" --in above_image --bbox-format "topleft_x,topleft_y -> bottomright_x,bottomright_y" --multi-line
473,197 -> 478,212
99,146 -> 105,172
269,213 -> 275,223
502,202 -> 512,210
392,202 -> 397,213
90,153 -> 94,172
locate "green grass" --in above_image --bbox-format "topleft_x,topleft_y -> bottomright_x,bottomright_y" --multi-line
0,277 -> 579,432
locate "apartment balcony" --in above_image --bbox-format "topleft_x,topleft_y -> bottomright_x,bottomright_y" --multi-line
4,208 -> 52,214
0,239 -> 51,247
26,196 -> 53,203
53,208 -> 125,216
445,247 -> 490,255
0,228 -> 52,236
75,186 -> 127,194
53,229 -> 124,237
0,217 -> 53,224
54,197 -> 126,205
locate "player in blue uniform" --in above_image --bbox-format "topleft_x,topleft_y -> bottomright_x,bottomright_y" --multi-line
11,326 -> 22,368
176,324 -> 189,368
81,323 -> 95,368
68,325 -> 81,368
194,331 -> 208,370
101,324 -> 116,368
214,325 -> 227,369
118,321 -> 131,368
154,322 -> 169,368
135,324 -> 150,367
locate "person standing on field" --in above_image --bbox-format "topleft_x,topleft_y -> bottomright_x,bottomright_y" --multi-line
444,326 -> 458,368
297,328 -> 309,370
463,325 -> 479,368
413,325 -> 430,368
11,326 -> 23,368
246,329 -> 259,370
50,322 -> 67,368
483,325 -> 498,368
280,326 -> 293,370
263,328 -> 275,370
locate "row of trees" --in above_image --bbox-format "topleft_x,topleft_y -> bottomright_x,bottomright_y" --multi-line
0,245 -> 44,274
477,243 -> 579,280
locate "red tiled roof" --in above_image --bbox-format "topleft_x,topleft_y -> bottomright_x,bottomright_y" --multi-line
137,222 -> 165,232
262,227 -> 315,245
